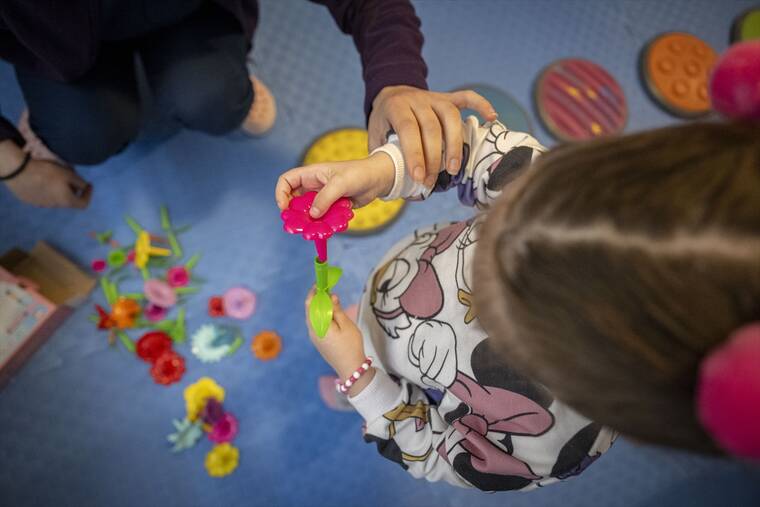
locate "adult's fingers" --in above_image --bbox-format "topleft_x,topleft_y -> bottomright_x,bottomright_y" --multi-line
432,101 -> 464,176
388,106 -> 426,184
412,105 -> 443,187
447,90 -> 497,121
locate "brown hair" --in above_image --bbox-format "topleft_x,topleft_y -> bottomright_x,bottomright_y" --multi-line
474,122 -> 760,454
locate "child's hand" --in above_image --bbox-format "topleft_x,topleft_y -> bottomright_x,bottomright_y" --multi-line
304,289 -> 373,394
276,151 -> 394,218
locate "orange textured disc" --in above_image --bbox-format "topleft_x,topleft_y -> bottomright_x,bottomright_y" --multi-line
251,330 -> 282,360
641,32 -> 718,117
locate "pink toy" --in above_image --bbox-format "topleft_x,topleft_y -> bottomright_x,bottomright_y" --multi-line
167,266 -> 190,287
208,412 -> 239,443
709,41 -> 760,122
281,191 -> 353,262
222,287 -> 256,320
144,279 -> 177,308
281,191 -> 354,338
697,323 -> 760,459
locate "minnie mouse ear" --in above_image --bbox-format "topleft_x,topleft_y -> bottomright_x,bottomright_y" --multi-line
709,41 -> 760,121
697,323 -> 760,459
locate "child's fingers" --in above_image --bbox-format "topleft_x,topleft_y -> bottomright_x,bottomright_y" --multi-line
304,287 -> 316,310
311,176 -> 349,218
330,295 -> 351,329
432,101 -> 464,176
275,169 -> 302,210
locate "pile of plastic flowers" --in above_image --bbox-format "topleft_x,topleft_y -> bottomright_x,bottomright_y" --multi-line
88,206 -> 201,385
168,377 -> 240,477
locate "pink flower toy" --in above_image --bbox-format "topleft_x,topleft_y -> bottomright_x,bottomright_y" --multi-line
281,191 -> 353,337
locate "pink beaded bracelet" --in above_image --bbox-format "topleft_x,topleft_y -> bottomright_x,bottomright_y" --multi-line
335,357 -> 373,394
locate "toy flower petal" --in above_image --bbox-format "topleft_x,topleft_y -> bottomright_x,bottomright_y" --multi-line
150,350 -> 186,385
136,331 -> 173,364
204,443 -> 239,477
144,303 -> 168,322
167,266 -> 190,287
222,287 -> 256,320
144,279 -> 177,308
207,413 -> 238,443
184,377 -> 225,421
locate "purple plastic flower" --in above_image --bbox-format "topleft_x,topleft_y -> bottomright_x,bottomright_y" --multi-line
207,413 -> 238,443
201,397 -> 225,425
144,303 -> 168,322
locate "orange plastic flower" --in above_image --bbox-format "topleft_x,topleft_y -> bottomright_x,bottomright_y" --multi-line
251,330 -> 282,360
110,297 -> 141,328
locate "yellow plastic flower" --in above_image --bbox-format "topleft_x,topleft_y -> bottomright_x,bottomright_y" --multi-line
184,377 -> 225,421
205,443 -> 239,477
134,231 -> 171,268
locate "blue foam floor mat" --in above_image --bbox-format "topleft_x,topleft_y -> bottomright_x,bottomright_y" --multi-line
1,1 -> 759,506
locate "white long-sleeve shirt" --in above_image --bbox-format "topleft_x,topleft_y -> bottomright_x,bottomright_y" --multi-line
350,117 -> 616,491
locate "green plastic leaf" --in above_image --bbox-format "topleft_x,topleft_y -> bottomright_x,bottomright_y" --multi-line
160,206 -> 171,230
125,216 -> 143,235
167,418 -> 203,453
174,286 -> 199,295
309,291 -> 333,339
186,253 -> 201,270
326,266 -> 342,290
116,331 -> 135,353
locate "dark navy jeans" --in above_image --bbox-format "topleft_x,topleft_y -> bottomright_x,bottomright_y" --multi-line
14,3 -> 252,165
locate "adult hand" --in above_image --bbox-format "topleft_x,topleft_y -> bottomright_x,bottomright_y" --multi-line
369,85 -> 496,187
4,157 -> 92,208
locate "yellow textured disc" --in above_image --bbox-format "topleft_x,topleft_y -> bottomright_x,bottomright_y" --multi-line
302,128 -> 405,234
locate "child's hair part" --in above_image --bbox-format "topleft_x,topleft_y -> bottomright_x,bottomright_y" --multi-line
474,121 -> 760,454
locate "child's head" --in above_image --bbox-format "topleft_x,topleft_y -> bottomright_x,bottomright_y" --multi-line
474,121 -> 760,456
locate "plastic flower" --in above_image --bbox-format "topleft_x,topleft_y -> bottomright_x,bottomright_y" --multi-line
251,330 -> 282,361
184,377 -> 225,421
208,296 -> 225,317
144,278 -> 177,308
91,259 -> 106,272
110,298 -> 141,328
167,266 -> 190,287
107,249 -> 126,268
136,331 -> 173,364
134,231 -> 171,268
208,413 -> 238,443
144,302 -> 168,322
167,417 -> 203,453
205,443 -> 239,477
127,250 -> 135,263
150,350 -> 186,385
191,324 -> 241,363
201,397 -> 225,425
281,191 -> 353,241
222,287 -> 256,320
95,304 -> 115,330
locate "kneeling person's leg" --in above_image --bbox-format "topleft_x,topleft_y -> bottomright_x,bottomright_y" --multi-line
141,4 -> 253,135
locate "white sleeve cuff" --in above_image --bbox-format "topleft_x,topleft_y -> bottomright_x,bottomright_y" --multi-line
348,368 -> 403,423
371,137 -> 430,201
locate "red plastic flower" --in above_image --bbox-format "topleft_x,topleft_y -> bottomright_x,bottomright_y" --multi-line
127,250 -> 136,263
167,266 -> 190,288
136,331 -> 173,364
208,296 -> 225,317
150,350 -> 186,385
91,259 -> 106,272
281,191 -> 353,241
95,304 -> 115,330
207,413 -> 239,443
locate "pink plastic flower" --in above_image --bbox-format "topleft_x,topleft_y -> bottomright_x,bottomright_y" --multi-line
207,413 -> 238,443
144,302 -> 168,322
91,259 -> 106,272
167,266 -> 190,287
144,279 -> 177,308
223,287 -> 256,320
127,250 -> 136,263
281,191 -> 353,261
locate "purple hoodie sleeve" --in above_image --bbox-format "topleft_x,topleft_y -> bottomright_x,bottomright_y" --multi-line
310,0 -> 429,118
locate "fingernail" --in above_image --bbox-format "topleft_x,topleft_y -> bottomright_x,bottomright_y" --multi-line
413,166 -> 424,182
491,110 -> 498,118
309,206 -> 320,217
449,158 -> 459,173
